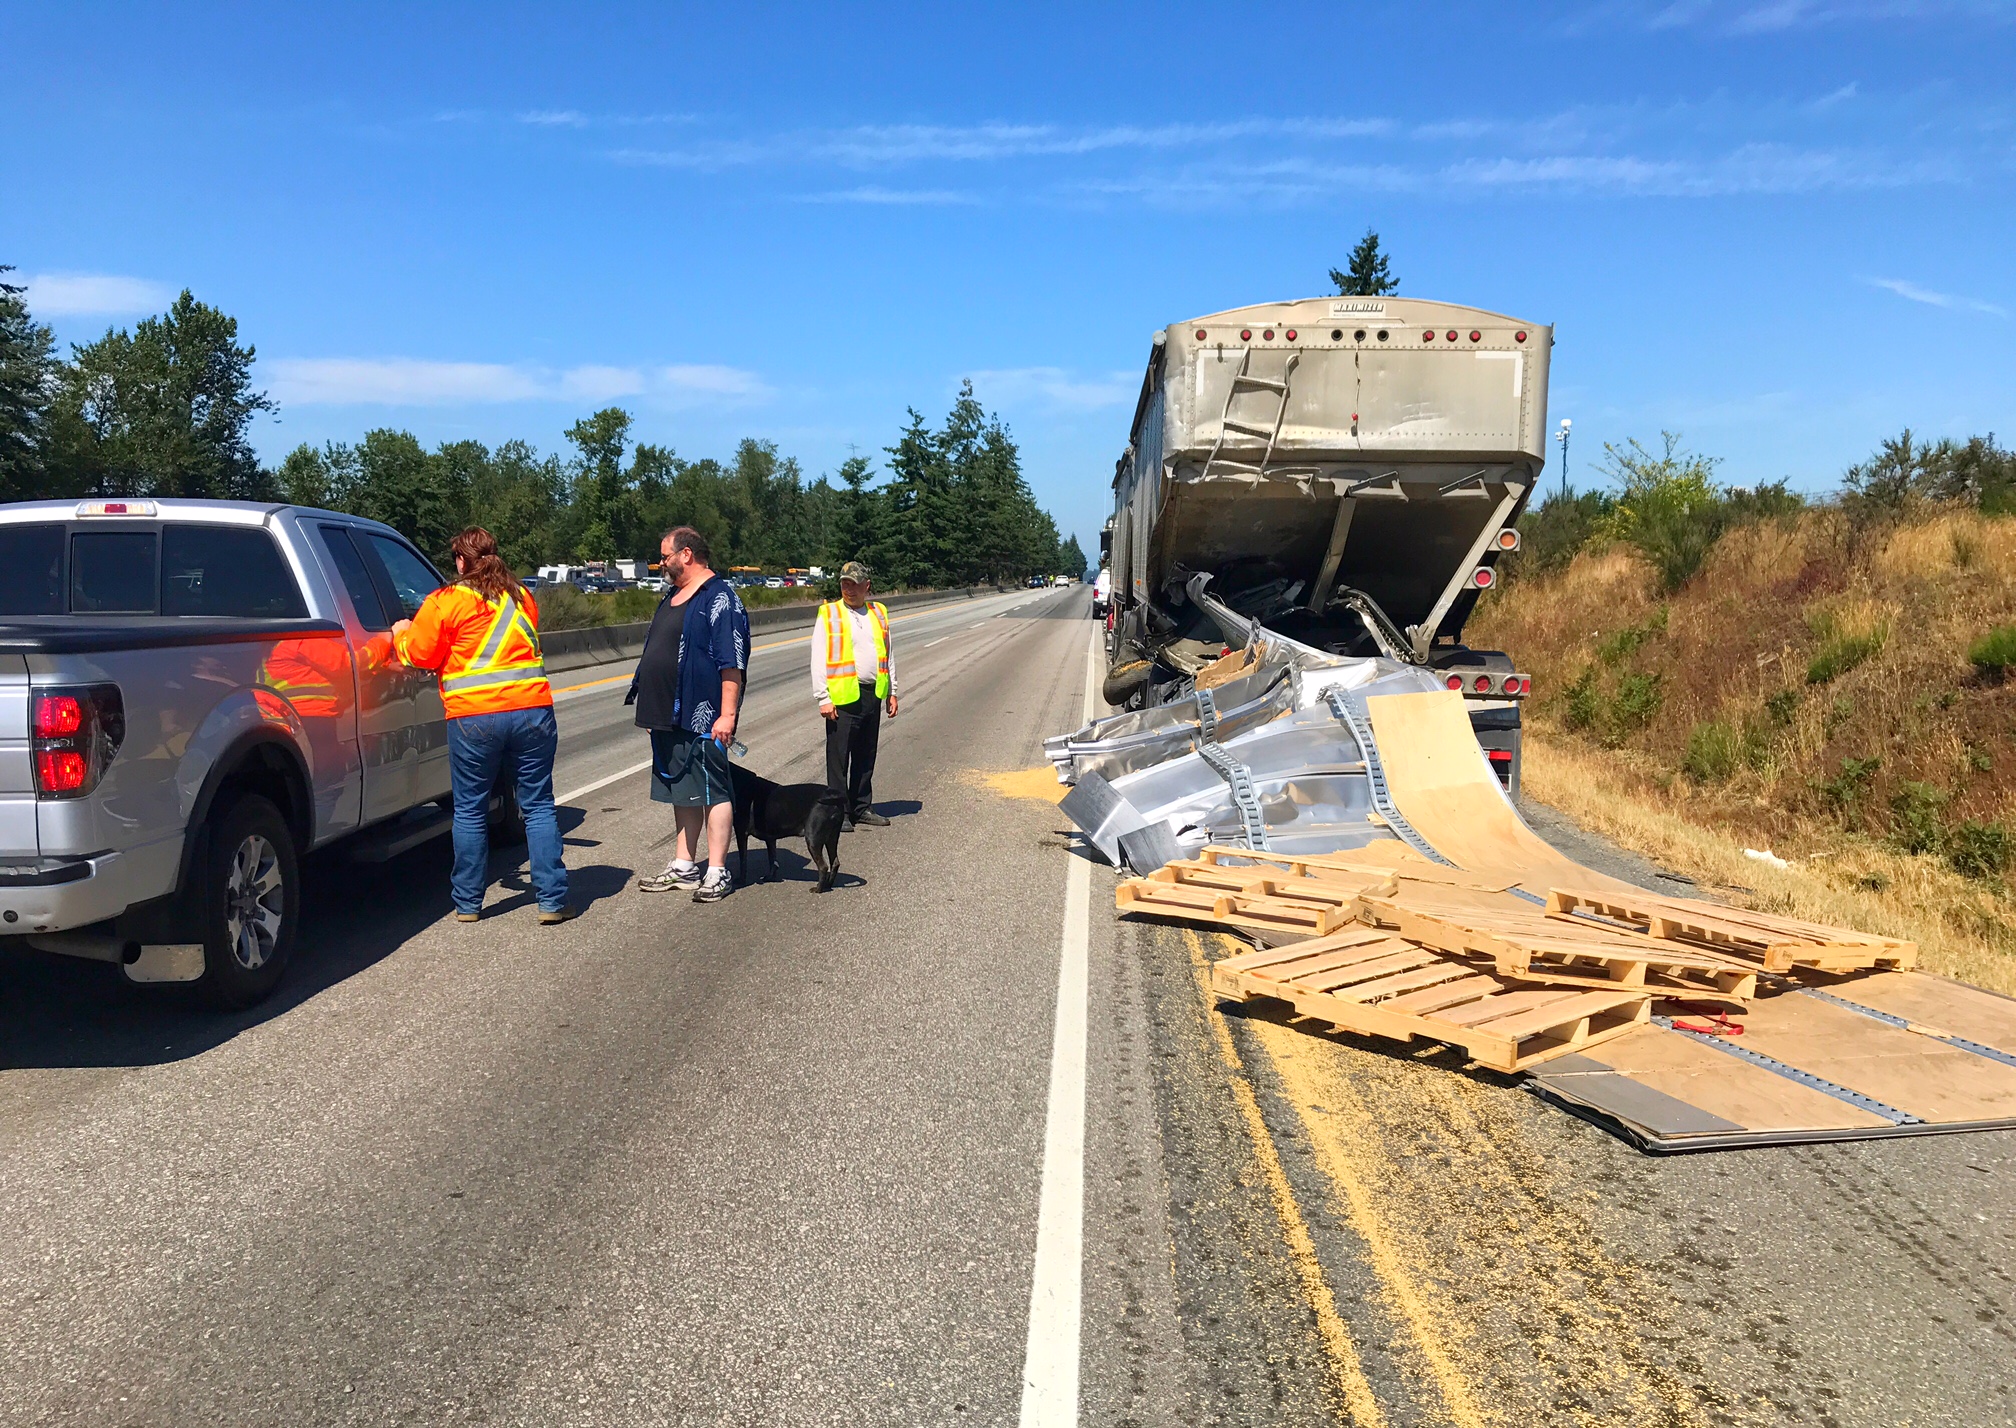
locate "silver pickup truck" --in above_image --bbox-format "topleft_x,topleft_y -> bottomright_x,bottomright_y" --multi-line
0,498 -> 475,1006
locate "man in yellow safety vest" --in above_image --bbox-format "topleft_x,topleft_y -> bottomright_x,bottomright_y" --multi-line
812,561 -> 899,829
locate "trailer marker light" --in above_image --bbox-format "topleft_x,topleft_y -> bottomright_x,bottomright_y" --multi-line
1335,329 -> 1346,341
1469,330 -> 1481,342
1474,675 -> 1492,693
1262,328 -> 1274,340
33,694 -> 83,739
1240,329 -> 1252,341
1352,328 -> 1363,341
1446,674 -> 1464,690
1284,329 -> 1297,341
1422,330 -> 1435,341
1376,329 -> 1389,341
1488,749 -> 1513,763
1195,329 -> 1207,341
1471,567 -> 1494,588
1515,331 -> 1527,342
35,750 -> 87,794
1496,528 -> 1520,551
1447,330 -> 1458,342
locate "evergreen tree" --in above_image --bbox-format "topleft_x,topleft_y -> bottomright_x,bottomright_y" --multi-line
1329,229 -> 1399,297
0,267 -> 55,503
825,454 -> 880,569
1058,534 -> 1088,579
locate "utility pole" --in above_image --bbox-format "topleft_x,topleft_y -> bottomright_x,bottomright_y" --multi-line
1556,418 -> 1572,499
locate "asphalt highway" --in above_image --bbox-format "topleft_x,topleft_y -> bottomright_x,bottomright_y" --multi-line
3,583 -> 2012,1427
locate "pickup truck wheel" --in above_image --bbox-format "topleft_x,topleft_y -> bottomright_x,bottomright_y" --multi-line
197,795 -> 299,1009
488,782 -> 526,847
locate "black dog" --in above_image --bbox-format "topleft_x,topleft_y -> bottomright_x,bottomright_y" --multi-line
729,765 -> 846,891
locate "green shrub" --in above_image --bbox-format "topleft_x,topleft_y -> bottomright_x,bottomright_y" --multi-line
1947,819 -> 2013,880
1967,625 -> 2016,680
1609,672 -> 1663,739
1806,626 -> 1886,684
1763,688 -> 1800,728
1815,754 -> 1882,813
1595,606 -> 1669,665
1682,720 -> 1743,782
1888,782 -> 1948,855
1562,666 -> 1602,733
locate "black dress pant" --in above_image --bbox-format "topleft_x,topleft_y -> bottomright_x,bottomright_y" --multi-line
824,693 -> 882,816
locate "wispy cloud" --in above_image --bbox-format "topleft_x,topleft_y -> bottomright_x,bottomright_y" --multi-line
518,109 -> 589,128
798,186 -> 981,205
22,272 -> 173,316
1863,276 -> 2006,315
269,358 -> 773,407
964,367 -> 1137,412
1623,0 -> 2016,32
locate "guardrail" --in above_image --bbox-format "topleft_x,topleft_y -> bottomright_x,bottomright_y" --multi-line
542,584 -> 1018,674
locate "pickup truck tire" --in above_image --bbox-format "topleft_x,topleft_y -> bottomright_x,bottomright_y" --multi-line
489,783 -> 526,847
196,795 -> 300,1010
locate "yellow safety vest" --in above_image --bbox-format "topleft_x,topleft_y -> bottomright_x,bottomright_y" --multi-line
822,599 -> 890,706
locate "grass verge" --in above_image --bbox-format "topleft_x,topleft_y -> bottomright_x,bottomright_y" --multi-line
1521,733 -> 2016,996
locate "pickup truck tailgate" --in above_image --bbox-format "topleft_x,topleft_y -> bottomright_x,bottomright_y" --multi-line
0,654 -> 33,854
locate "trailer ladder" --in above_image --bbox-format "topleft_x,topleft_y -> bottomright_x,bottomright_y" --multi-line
1201,349 -> 1299,481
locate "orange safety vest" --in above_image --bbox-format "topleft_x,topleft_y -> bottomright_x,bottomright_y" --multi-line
261,635 -> 352,720
821,599 -> 889,706
396,584 -> 553,719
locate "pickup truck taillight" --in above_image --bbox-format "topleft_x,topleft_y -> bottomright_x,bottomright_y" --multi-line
31,684 -> 124,799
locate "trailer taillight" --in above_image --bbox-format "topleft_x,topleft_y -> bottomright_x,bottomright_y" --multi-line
1446,330 -> 1458,341
1446,674 -> 1463,690
1473,675 -> 1492,693
1515,331 -> 1527,342
1262,328 -> 1275,340
1284,329 -> 1297,341
1195,329 -> 1207,340
1422,330 -> 1435,341
1469,330 -> 1481,342
1471,567 -> 1494,588
1240,329 -> 1252,341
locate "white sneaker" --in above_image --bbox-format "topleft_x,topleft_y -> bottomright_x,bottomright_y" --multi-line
692,867 -> 733,903
640,859 -> 703,893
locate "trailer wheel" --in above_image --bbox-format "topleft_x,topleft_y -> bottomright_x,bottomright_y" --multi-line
196,794 -> 299,1009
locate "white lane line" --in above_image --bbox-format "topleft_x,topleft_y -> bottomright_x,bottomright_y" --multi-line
969,621 -> 986,629
1017,628 -> 1097,1427
557,757 -> 653,806
921,637 -> 946,650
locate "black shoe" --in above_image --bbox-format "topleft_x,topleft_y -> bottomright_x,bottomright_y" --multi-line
851,809 -> 890,827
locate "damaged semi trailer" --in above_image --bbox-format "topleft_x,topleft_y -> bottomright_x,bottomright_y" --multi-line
1103,296 -> 1548,793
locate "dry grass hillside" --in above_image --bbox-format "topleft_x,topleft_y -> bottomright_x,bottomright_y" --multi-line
1470,506 -> 2016,992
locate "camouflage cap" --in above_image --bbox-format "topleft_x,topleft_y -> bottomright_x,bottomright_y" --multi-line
839,560 -> 872,583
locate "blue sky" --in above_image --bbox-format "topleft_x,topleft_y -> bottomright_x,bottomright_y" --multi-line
5,2 -> 2012,553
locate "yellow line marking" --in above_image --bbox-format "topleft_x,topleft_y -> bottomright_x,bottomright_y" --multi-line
1180,930 -> 1388,1428
551,595 -> 1024,693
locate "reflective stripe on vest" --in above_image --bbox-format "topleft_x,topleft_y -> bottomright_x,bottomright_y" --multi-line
440,592 -> 546,694
823,600 -> 889,706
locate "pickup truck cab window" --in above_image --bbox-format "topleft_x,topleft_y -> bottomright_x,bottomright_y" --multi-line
0,524 -> 63,614
316,525 -> 391,630
162,525 -> 308,619
362,534 -> 444,618
71,531 -> 158,613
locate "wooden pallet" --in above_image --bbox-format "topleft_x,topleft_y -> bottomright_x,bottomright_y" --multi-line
1357,891 -> 1762,1004
1210,930 -> 1651,1073
1545,887 -> 1916,974
1198,844 -> 1514,892
1116,872 -> 1354,936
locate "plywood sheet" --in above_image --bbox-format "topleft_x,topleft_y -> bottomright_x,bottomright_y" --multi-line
1737,992 -> 2016,1123
1364,691 -> 1638,893
1817,971 -> 2016,1056
1570,1024 -> 1894,1134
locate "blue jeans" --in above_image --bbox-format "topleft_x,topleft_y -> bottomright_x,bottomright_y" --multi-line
446,706 -> 568,914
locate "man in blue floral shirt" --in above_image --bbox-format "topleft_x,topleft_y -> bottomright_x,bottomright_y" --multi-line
626,526 -> 751,902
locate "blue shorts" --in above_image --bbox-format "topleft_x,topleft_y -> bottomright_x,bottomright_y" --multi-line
649,728 -> 733,807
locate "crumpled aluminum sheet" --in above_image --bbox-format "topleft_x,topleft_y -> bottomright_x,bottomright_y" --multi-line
1054,633 -> 1448,870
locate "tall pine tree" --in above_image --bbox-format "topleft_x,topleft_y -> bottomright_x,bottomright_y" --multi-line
1329,229 -> 1399,296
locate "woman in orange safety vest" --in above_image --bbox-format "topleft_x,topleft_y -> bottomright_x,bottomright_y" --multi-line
392,527 -> 572,924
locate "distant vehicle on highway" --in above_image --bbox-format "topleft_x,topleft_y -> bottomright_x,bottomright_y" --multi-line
0,499 -> 502,1007
1091,566 -> 1111,622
